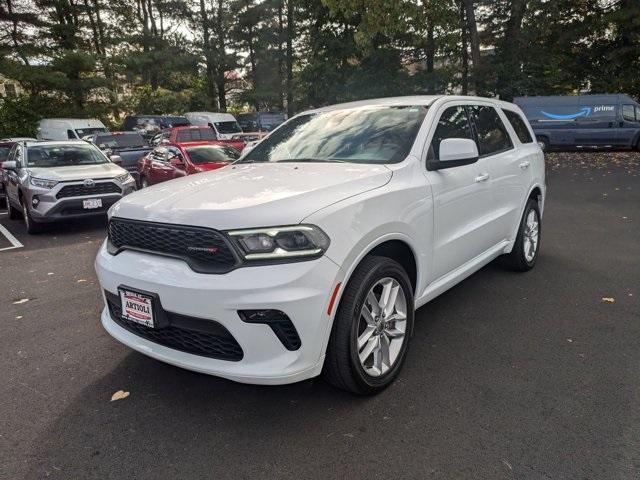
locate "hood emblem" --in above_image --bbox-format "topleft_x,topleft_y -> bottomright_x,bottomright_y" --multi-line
83,179 -> 95,187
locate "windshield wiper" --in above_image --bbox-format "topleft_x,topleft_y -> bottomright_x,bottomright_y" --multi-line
276,158 -> 349,164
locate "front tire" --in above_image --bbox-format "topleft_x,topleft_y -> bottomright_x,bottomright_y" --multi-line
500,198 -> 541,271
7,196 -> 21,220
22,200 -> 43,234
323,255 -> 414,395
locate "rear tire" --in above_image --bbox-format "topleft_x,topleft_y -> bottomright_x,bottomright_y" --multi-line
323,255 -> 414,395
499,198 -> 541,271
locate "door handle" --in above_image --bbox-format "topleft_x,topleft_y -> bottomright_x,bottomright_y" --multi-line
519,161 -> 530,170
474,173 -> 490,183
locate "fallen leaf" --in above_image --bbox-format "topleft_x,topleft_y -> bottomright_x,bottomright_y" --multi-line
15,316 -> 23,319
567,338 -> 573,343
111,390 -> 130,402
76,279 -> 87,283
47,272 -> 54,276
13,298 -> 30,304
602,297 -> 615,303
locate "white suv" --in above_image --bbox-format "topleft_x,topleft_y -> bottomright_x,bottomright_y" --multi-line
96,96 -> 545,394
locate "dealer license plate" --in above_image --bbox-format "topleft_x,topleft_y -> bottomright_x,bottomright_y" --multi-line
119,289 -> 154,328
83,198 -> 102,209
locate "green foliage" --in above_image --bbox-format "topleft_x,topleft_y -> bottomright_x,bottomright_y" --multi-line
0,0 -> 638,136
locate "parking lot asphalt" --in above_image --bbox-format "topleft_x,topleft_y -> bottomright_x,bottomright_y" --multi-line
1,153 -> 639,480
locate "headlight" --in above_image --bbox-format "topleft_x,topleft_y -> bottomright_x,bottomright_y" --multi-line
30,177 -> 58,189
227,225 -> 330,261
114,172 -> 133,184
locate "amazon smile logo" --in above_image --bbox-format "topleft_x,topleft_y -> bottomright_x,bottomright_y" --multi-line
540,105 -> 615,120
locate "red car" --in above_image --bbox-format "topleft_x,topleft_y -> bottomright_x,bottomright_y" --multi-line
150,126 -> 246,152
137,142 -> 240,187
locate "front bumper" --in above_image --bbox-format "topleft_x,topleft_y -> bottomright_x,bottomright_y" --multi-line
95,242 -> 342,385
26,179 -> 136,223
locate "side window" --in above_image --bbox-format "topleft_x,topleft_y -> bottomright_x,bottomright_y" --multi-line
67,129 -> 76,139
622,105 -> 636,122
176,131 -> 191,143
503,110 -> 534,144
468,105 -> 513,156
636,107 -> 640,122
428,106 -> 474,161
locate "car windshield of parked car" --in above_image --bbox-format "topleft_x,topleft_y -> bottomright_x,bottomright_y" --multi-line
186,145 -> 240,164
96,133 -> 147,149
239,105 -> 428,164
214,121 -> 242,134
26,144 -> 108,167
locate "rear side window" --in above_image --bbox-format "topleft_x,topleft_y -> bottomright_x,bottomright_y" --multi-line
428,106 -> 474,160
468,106 -> 513,156
622,105 -> 636,122
503,110 -> 534,144
176,128 -> 216,142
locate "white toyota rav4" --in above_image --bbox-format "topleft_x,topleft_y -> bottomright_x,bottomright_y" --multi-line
96,96 -> 545,394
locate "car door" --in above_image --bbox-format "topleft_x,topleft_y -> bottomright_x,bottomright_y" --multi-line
468,104 -> 527,244
619,104 -> 640,148
4,145 -> 20,204
424,103 -> 495,279
147,147 -> 174,185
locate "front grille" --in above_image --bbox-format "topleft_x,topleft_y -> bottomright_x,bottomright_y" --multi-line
105,291 -> 243,361
56,182 -> 121,199
108,218 -> 239,274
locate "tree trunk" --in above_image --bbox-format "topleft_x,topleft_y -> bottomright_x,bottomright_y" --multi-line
214,0 -> 227,111
496,0 -> 527,100
460,2 -> 469,95
461,0 -> 481,93
199,0 -> 218,109
277,0 -> 285,111
285,0 -> 294,117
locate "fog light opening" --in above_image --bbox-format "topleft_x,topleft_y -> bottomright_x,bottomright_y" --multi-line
31,196 -> 40,208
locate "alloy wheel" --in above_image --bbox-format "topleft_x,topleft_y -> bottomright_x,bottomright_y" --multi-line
523,209 -> 539,262
357,277 -> 408,377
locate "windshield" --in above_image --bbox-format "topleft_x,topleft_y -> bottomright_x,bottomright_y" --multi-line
95,133 -> 147,149
186,145 -> 240,164
214,121 -> 242,134
75,127 -> 107,137
239,106 -> 428,164
26,144 -> 108,168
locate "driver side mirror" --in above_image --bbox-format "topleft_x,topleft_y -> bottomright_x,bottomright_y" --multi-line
1,160 -> 17,171
427,138 -> 479,171
109,155 -> 123,166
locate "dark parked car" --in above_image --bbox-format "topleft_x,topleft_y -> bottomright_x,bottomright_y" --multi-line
238,112 -> 286,132
84,132 -> 152,185
122,115 -> 190,141
514,94 -> 640,150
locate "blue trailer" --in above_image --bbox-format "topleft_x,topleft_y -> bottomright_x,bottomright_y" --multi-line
514,94 -> 640,150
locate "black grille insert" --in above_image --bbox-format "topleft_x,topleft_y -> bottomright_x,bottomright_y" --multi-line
108,218 -> 240,273
105,290 -> 243,361
56,182 -> 121,199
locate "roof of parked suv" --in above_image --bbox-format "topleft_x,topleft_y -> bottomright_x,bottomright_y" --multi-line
308,95 -> 518,114
21,140 -> 92,147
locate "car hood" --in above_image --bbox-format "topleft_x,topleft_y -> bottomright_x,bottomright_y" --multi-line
111,162 -> 392,230
27,163 -> 126,181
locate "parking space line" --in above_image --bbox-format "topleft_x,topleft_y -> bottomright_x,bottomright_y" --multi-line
0,223 -> 23,251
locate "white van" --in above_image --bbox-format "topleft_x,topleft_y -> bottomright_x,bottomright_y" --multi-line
184,112 -> 242,140
37,118 -> 108,141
